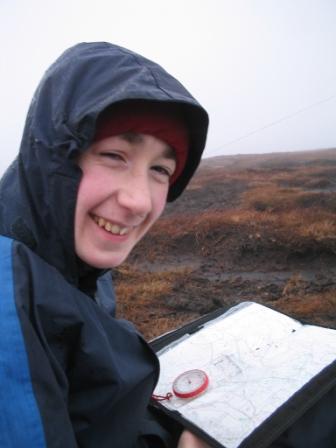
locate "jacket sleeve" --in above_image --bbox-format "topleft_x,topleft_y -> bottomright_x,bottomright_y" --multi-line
96,270 -> 116,316
2,237 -> 78,447
270,385 -> 336,448
0,236 -> 47,447
138,407 -> 184,448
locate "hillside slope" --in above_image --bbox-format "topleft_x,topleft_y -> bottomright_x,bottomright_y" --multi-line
115,148 -> 336,339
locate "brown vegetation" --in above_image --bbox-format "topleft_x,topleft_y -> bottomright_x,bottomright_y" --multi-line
114,148 -> 336,340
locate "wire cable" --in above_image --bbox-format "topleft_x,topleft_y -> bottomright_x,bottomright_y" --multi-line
214,93 -> 336,151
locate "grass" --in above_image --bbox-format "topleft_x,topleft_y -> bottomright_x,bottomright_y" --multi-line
274,288 -> 336,328
115,266 -> 197,339
115,150 -> 336,339
136,206 -> 336,259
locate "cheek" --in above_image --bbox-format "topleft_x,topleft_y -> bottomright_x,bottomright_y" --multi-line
151,188 -> 169,221
75,172 -> 103,227
77,167 -> 109,206
74,179 -> 88,241
75,175 -> 91,217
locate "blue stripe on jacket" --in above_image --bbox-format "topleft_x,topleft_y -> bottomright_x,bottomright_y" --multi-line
0,236 -> 46,447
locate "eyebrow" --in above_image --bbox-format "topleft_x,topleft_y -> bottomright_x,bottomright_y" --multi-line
120,132 -> 143,144
162,145 -> 176,160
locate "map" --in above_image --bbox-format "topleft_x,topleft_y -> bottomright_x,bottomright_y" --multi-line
153,302 -> 336,448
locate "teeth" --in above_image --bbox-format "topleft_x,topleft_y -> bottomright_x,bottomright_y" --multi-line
94,216 -> 129,235
111,225 -> 120,234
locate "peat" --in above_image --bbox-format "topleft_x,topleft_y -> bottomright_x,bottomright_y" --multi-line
115,148 -> 336,339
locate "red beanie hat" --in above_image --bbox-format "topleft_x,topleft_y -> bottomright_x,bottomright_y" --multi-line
93,102 -> 189,185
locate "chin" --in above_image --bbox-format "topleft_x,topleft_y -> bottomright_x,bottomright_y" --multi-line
80,252 -> 129,269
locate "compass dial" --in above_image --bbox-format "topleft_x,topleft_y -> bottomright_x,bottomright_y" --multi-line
172,369 -> 209,399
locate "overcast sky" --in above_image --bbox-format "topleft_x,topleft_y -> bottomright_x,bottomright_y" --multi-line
1,0 -> 336,175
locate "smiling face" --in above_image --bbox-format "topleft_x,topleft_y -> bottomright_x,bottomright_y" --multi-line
74,133 -> 176,268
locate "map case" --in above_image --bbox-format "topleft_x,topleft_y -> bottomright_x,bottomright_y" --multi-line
150,302 -> 336,448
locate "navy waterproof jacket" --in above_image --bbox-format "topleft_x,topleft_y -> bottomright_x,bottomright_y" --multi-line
0,42 -> 208,447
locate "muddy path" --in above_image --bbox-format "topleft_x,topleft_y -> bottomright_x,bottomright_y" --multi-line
120,248 -> 336,339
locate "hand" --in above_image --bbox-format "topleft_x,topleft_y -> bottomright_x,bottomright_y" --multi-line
177,430 -> 211,448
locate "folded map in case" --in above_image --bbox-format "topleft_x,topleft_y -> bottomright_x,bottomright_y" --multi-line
152,302 -> 336,448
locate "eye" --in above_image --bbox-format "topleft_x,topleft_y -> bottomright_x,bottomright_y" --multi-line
151,165 -> 173,178
99,151 -> 124,161
95,151 -> 128,171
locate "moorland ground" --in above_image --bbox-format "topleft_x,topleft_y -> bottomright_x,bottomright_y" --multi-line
114,148 -> 336,340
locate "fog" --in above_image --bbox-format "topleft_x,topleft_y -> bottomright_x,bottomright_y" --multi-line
1,0 -> 335,175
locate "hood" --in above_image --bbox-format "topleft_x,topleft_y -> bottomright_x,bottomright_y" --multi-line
0,42 -> 208,285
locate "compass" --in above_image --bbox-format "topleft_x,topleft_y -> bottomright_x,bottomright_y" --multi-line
172,369 -> 209,399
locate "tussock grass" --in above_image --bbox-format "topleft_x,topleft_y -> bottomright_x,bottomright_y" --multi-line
301,220 -> 336,242
115,266 -> 195,338
152,206 -> 336,247
116,150 -> 336,338
275,289 -> 336,328
242,185 -> 336,213
115,266 -> 175,305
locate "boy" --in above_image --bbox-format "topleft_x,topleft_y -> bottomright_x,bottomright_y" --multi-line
0,42 -> 209,447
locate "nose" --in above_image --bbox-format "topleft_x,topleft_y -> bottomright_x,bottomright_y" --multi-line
117,173 -> 152,217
